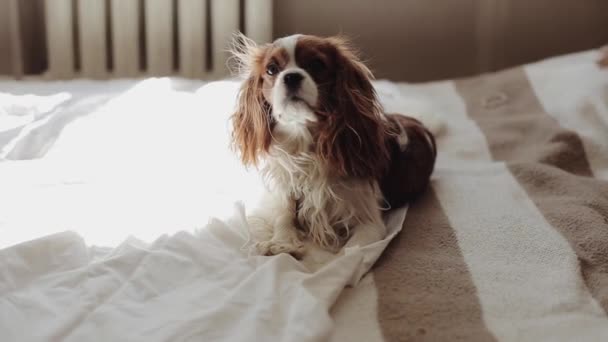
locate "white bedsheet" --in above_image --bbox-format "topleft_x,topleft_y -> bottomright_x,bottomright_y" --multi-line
0,78 -> 408,341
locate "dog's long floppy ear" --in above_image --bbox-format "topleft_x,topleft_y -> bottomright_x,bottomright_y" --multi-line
229,33 -> 273,167
316,36 -> 390,178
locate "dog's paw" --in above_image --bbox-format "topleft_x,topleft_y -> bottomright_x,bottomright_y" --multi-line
343,225 -> 385,250
246,216 -> 274,242
255,239 -> 305,259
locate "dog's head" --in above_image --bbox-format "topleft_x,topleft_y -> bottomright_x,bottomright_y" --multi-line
230,33 -> 389,178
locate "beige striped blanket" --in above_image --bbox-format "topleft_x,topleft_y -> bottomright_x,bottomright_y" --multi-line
332,49 -> 608,341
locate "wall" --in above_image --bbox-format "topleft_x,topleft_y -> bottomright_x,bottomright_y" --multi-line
274,0 -> 608,81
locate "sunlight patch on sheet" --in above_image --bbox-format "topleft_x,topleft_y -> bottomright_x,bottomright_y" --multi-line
0,92 -> 72,158
0,78 -> 264,248
0,92 -> 72,131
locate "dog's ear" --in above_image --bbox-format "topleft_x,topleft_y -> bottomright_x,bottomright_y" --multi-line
228,32 -> 262,77
231,76 -> 273,167
316,36 -> 390,178
229,33 -> 274,167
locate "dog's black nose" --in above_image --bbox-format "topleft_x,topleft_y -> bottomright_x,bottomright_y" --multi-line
283,72 -> 303,90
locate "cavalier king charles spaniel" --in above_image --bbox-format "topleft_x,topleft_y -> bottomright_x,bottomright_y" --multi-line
230,33 -> 437,257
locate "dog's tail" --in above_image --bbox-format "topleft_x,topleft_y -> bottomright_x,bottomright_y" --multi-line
399,111 -> 445,137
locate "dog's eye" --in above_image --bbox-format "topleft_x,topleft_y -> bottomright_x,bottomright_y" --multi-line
266,63 -> 279,76
309,58 -> 325,72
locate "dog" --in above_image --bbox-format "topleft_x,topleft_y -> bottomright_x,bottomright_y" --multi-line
230,33 -> 437,257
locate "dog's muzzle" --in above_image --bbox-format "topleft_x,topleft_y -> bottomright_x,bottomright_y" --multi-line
283,72 -> 304,94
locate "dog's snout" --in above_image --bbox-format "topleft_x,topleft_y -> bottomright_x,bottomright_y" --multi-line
283,72 -> 303,90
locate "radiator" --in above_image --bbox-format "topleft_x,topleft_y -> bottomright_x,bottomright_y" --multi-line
29,0 -> 271,79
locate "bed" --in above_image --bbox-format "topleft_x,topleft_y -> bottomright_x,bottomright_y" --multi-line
1,48 -> 607,341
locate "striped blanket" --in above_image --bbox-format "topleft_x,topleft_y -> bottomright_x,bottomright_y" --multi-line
332,49 -> 608,341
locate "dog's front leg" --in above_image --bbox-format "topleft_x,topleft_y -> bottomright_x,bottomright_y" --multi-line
343,208 -> 387,250
247,191 -> 305,258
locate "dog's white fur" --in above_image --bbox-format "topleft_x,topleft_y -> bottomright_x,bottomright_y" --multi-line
246,35 -> 387,256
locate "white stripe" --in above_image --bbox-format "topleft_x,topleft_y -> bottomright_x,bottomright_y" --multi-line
275,34 -> 300,67
525,50 -> 608,180
375,80 -> 493,168
435,164 -> 608,342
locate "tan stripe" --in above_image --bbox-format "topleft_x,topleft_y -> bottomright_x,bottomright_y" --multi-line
457,67 -> 593,177
455,67 -> 608,313
374,188 -> 496,341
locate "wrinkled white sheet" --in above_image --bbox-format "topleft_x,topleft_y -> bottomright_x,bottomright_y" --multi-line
0,78 -> 407,341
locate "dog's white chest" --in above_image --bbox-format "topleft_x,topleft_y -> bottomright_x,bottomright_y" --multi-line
263,139 -> 382,248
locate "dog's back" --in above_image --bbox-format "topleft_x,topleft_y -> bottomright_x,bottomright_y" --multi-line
380,114 -> 437,209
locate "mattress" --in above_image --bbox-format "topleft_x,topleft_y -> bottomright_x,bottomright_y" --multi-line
1,48 -> 607,341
